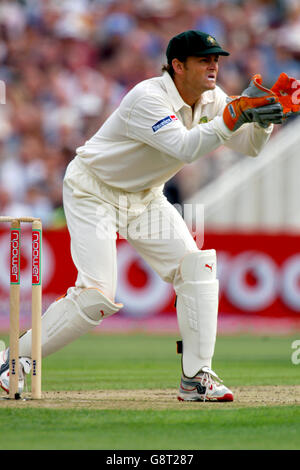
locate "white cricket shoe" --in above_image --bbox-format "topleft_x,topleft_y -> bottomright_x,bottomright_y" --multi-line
0,349 -> 31,395
178,366 -> 234,402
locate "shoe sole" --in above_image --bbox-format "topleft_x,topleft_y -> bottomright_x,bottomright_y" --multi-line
0,382 -> 9,394
0,376 -> 24,395
177,393 -> 234,402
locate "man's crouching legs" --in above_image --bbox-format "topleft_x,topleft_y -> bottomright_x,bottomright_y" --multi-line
175,250 -> 233,401
19,287 -> 123,358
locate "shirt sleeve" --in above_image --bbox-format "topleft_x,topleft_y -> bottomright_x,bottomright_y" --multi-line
126,94 -> 234,164
224,122 -> 274,156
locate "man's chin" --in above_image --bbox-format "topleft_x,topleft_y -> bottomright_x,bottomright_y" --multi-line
206,80 -> 216,90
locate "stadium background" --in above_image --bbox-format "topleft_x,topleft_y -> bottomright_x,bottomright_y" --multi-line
0,0 -> 300,333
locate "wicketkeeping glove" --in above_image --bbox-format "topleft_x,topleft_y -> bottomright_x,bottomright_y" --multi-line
223,74 -> 282,131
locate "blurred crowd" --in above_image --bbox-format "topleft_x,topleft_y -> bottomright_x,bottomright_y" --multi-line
0,0 -> 299,225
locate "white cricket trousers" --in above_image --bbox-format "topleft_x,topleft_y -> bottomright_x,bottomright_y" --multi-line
19,157 -> 219,374
63,157 -> 198,299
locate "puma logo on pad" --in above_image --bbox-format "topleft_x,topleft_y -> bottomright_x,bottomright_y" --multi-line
205,263 -> 213,272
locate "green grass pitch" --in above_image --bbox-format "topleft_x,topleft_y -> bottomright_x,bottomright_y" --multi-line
0,333 -> 299,450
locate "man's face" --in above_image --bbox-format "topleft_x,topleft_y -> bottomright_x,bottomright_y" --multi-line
179,54 -> 219,94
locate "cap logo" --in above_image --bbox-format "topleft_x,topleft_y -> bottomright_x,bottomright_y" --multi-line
207,35 -> 217,45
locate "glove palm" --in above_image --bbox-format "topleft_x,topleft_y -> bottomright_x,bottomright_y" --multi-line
223,74 -> 283,131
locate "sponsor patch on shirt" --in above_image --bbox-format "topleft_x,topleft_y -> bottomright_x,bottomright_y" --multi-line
152,115 -> 178,133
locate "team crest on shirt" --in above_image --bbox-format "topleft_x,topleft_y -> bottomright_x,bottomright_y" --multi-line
152,115 -> 178,132
199,116 -> 208,124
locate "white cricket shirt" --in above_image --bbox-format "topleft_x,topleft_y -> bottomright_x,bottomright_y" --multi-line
75,72 -> 273,192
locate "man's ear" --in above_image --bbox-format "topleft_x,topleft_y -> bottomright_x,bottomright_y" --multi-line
172,58 -> 185,75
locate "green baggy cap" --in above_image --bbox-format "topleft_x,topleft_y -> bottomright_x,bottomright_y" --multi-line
166,30 -> 230,64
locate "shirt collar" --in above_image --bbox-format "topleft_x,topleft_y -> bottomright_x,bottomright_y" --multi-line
162,72 -> 215,110
200,90 -> 215,105
162,72 -> 187,112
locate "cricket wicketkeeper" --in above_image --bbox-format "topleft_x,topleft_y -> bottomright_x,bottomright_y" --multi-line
1,30 -> 299,401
